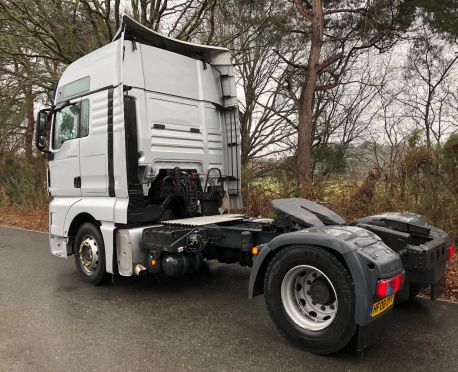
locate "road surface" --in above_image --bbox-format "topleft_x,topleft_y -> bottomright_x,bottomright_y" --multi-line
0,226 -> 457,371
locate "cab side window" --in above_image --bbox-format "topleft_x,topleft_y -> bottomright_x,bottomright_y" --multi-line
53,103 -> 80,149
53,99 -> 90,149
80,99 -> 90,137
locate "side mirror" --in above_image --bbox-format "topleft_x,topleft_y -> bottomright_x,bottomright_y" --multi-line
35,109 -> 51,151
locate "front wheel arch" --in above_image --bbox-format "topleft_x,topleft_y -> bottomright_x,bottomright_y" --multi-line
67,213 -> 99,255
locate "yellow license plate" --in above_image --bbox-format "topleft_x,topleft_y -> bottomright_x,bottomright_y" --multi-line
371,294 -> 394,318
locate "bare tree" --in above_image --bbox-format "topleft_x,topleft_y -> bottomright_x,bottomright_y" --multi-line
198,1 -> 299,181
281,0 -> 408,195
311,52 -> 387,181
400,26 -> 458,147
0,0 -> 221,157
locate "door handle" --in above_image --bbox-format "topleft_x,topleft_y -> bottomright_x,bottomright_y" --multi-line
74,176 -> 81,188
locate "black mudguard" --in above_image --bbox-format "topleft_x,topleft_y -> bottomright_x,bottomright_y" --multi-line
352,212 -> 451,300
248,225 -> 404,329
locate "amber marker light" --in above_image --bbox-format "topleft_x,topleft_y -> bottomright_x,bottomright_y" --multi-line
251,247 -> 260,256
151,259 -> 157,266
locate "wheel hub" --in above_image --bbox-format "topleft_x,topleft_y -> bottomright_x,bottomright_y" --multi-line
79,235 -> 99,276
281,265 -> 338,331
309,278 -> 334,305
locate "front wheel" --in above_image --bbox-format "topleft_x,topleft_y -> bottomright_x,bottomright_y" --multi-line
74,223 -> 108,285
264,246 -> 356,355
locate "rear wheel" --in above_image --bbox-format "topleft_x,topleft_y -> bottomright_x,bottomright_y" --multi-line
74,223 -> 107,285
264,246 -> 356,355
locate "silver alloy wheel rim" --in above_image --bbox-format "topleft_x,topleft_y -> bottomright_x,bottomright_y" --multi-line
281,265 -> 338,331
78,235 -> 99,276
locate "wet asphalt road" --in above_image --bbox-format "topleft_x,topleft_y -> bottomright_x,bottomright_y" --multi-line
0,226 -> 457,372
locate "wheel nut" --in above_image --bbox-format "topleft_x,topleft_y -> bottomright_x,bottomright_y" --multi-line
321,306 -> 325,311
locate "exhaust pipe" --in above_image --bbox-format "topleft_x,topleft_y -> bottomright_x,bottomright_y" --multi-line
134,264 -> 147,276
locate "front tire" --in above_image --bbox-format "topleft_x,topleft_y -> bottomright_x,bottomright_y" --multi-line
74,223 -> 108,285
264,245 -> 356,355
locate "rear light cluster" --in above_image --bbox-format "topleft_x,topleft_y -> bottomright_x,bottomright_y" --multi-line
375,272 -> 405,298
448,244 -> 455,261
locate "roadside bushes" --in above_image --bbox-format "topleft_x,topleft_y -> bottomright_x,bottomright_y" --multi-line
243,136 -> 458,242
0,154 -> 48,209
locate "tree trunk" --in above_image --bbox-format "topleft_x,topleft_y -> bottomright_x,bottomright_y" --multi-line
296,0 -> 324,196
25,84 -> 34,159
425,91 -> 432,148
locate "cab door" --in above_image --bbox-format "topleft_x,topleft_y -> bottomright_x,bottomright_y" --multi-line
48,100 -> 82,197
79,95 -> 108,196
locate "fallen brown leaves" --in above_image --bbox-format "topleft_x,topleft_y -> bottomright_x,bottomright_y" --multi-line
0,206 -> 48,232
443,253 -> 458,302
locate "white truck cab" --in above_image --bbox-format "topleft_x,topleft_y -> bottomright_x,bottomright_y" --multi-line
36,15 -> 443,356
36,16 -> 242,276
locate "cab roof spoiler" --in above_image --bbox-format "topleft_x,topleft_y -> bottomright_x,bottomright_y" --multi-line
112,15 -> 230,64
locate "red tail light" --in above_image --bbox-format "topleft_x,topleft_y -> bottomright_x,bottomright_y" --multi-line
375,272 -> 405,298
376,279 -> 388,298
448,244 -> 455,260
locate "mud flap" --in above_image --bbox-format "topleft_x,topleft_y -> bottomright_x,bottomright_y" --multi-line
356,310 -> 393,352
431,276 -> 445,301
100,223 -> 116,274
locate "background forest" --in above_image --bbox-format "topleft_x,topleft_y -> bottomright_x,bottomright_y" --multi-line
0,0 -> 456,256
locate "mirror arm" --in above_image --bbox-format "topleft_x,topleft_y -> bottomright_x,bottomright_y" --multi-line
52,100 -> 70,113
36,146 -> 53,160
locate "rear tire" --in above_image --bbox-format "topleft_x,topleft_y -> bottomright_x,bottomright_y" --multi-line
264,245 -> 356,355
74,223 -> 108,285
